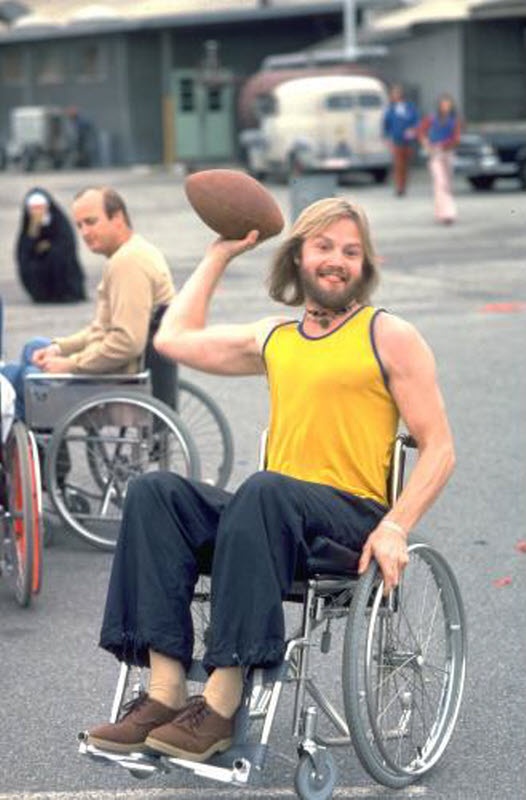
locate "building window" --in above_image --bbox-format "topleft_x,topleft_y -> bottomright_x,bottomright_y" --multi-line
77,43 -> 106,82
1,50 -> 25,85
208,86 -> 222,112
180,78 -> 194,112
37,49 -> 65,85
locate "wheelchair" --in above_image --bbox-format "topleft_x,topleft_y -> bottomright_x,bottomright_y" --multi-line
78,433 -> 467,798
22,313 -> 234,551
0,414 -> 43,607
0,337 -> 43,607
25,370 -> 200,551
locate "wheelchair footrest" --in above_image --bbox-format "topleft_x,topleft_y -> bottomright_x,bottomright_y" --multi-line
78,738 -> 169,776
78,734 -> 267,786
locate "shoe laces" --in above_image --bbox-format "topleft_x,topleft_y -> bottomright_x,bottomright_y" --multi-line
119,691 -> 149,721
176,695 -> 209,729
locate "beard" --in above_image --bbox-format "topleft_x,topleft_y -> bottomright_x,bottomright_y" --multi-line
300,266 -> 366,311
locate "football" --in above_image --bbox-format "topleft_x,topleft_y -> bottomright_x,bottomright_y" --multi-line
184,169 -> 285,242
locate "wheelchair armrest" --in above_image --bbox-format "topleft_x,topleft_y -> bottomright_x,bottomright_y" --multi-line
24,371 -> 151,429
23,371 -> 151,383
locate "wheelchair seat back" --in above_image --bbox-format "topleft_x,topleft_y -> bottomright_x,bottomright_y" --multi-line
143,305 -> 178,409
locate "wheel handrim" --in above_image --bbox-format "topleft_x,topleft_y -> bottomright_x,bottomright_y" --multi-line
364,545 -> 466,776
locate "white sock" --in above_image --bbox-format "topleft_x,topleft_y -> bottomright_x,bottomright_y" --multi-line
203,666 -> 243,719
148,650 -> 187,710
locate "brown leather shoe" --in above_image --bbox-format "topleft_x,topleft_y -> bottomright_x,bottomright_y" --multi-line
87,693 -> 178,753
145,695 -> 233,762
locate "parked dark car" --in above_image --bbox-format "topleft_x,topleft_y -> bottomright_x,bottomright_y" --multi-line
454,131 -> 526,191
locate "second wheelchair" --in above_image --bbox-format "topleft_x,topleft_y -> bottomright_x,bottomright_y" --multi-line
23,359 -> 234,551
24,370 -> 199,551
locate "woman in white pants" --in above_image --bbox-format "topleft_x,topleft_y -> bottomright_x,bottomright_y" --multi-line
419,95 -> 462,224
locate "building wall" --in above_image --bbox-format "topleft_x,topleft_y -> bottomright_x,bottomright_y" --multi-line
368,16 -> 526,126
3,12 -> 525,165
0,33 -> 135,164
126,32 -> 163,164
464,18 -> 526,122
374,24 -> 464,116
0,13 -> 341,165
169,15 -> 341,76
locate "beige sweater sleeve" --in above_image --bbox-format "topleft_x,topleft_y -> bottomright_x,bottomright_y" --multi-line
53,325 -> 93,356
67,251 -> 154,373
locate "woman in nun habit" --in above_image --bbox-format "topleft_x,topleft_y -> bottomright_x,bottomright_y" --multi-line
16,187 -> 87,303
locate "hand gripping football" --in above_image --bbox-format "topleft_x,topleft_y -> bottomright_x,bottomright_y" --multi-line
184,169 -> 285,242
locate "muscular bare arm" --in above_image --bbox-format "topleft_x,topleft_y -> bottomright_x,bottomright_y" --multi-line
154,232 -> 287,375
359,313 -> 455,592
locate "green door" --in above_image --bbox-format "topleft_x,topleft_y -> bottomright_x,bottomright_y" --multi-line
172,69 -> 234,161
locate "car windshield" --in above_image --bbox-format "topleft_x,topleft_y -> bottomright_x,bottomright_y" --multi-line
358,93 -> 382,108
326,94 -> 355,110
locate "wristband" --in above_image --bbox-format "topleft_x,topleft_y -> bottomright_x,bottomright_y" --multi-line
381,519 -> 406,538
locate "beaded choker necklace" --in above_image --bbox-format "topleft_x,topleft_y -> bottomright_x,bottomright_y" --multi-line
304,303 -> 355,330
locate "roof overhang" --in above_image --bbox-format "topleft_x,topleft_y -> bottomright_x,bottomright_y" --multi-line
364,1 -> 470,41
0,2 -> 346,43
364,0 -> 526,41
469,0 -> 526,18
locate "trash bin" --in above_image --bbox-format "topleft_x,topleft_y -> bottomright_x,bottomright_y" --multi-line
289,169 -> 338,221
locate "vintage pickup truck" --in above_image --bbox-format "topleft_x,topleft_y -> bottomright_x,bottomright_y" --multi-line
1,105 -> 72,171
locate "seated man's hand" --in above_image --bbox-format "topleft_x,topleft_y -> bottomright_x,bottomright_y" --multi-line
32,343 -> 61,368
358,522 -> 409,595
41,355 -> 73,374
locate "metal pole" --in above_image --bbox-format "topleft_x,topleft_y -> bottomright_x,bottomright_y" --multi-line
343,0 -> 357,56
160,30 -> 175,165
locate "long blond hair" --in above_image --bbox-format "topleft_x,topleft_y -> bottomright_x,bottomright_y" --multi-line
268,197 -> 379,306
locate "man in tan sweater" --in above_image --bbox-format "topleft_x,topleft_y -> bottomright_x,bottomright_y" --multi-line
33,186 -> 175,374
1,187 -> 175,417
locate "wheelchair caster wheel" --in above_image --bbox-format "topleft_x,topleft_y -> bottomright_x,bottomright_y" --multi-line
294,750 -> 338,800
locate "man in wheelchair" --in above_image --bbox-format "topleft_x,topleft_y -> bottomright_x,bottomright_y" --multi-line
1,186 -> 175,419
85,197 -> 455,764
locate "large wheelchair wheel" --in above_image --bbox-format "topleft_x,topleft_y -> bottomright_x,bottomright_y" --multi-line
45,390 -> 201,551
343,542 -> 466,788
3,421 -> 43,606
176,380 -> 234,489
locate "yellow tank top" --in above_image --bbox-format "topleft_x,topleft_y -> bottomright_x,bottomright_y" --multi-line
263,306 -> 399,506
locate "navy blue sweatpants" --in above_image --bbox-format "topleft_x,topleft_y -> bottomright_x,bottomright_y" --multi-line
99,471 -> 386,673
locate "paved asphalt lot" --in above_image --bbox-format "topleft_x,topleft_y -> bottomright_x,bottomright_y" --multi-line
0,165 -> 525,800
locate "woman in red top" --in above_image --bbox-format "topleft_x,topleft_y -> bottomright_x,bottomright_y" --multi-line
419,94 -> 462,224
